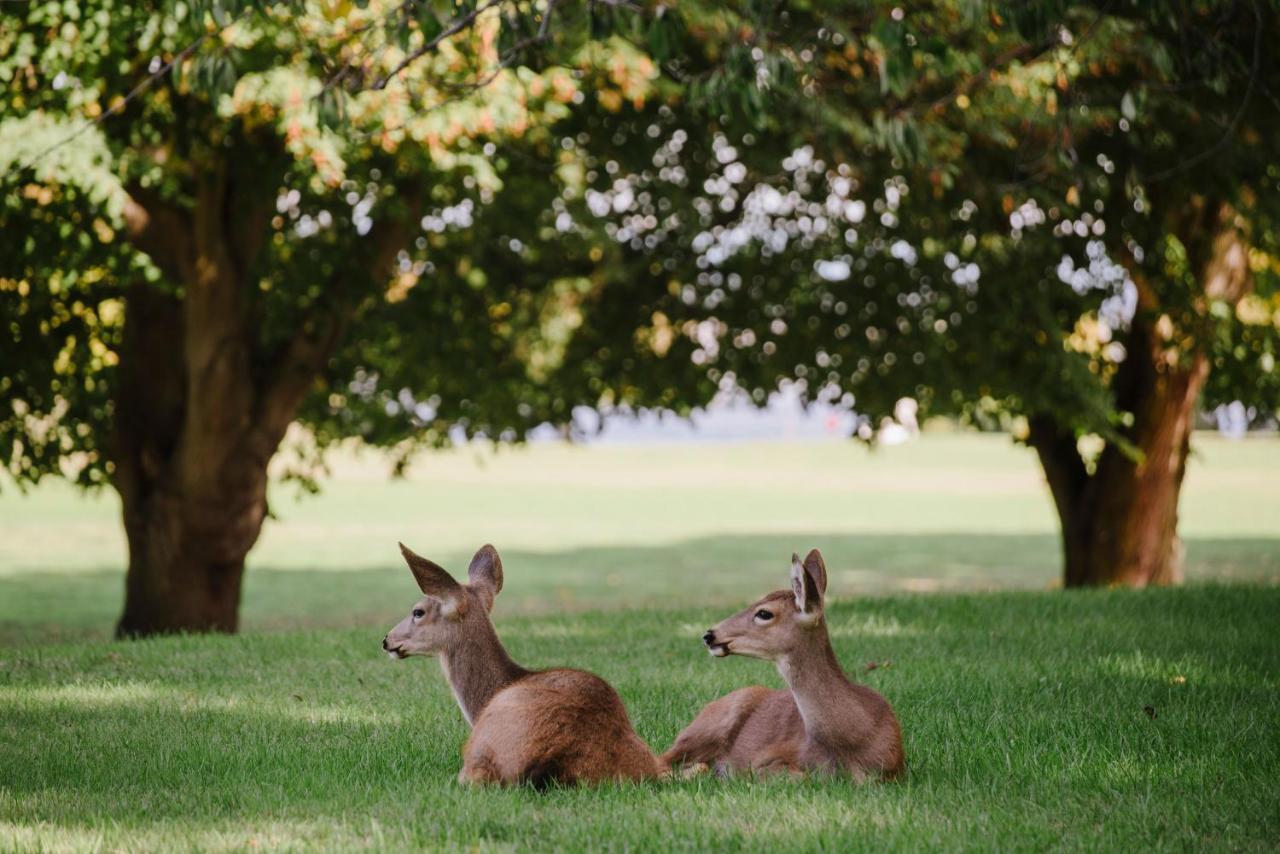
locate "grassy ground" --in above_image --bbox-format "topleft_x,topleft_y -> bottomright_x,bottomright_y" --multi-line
1,434 -> 1278,850
2,588 -> 1277,850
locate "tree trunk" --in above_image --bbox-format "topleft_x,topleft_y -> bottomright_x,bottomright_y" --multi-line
116,475 -> 264,635
112,171 -> 288,637
1028,198 -> 1252,588
1029,347 -> 1204,589
112,169 -> 415,636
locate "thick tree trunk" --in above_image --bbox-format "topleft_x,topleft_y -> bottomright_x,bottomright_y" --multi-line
112,170 -> 415,636
110,242 -> 273,636
116,479 -> 264,635
1027,199 -> 1251,588
1029,346 -> 1204,589
112,171 -> 288,637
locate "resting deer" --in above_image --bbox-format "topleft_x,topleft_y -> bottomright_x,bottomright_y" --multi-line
382,542 -> 662,786
662,549 -> 905,781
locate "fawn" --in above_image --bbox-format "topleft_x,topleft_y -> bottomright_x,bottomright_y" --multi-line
662,549 -> 905,781
382,542 -> 662,786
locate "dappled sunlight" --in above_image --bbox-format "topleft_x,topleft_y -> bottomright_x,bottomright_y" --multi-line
0,817 -> 348,853
0,679 -> 401,729
0,681 -> 164,709
828,613 -> 921,639
1097,651 -> 1215,689
0,588 -> 1276,849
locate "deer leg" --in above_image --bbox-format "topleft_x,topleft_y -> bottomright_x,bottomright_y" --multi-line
661,686 -> 771,771
750,742 -> 805,778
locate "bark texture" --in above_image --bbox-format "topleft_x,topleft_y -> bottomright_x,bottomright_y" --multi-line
1028,199 -> 1252,588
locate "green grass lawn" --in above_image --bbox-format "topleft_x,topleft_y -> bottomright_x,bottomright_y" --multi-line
2,588 -> 1277,850
1,434 -> 1278,850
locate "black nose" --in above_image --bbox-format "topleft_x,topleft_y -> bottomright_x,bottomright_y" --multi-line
702,630 -> 716,646
382,637 -> 389,650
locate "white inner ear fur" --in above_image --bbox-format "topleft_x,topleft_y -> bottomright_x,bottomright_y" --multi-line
790,558 -> 822,620
794,608 -> 822,627
790,559 -> 809,611
438,595 -> 464,621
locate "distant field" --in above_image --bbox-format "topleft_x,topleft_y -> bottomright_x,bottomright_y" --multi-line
0,433 -> 1277,645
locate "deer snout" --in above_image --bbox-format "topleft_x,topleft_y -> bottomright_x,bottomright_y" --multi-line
382,636 -> 407,660
703,629 -> 729,658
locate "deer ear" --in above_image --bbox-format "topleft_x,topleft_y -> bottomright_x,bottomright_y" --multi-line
467,544 -> 503,611
399,542 -> 461,600
790,552 -> 823,617
802,548 -> 828,595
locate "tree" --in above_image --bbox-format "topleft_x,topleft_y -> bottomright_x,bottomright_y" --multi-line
520,0 -> 1280,587
0,0 -> 661,634
5,0 -> 1277,646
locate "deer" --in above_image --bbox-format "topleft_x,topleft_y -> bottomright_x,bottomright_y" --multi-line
661,548 -> 905,781
382,542 -> 663,786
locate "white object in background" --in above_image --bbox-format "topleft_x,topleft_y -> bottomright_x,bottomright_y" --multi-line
1214,401 -> 1249,439
879,398 -> 920,446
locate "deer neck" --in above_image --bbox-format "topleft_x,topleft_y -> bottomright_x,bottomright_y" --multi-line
776,626 -> 868,745
439,621 -> 528,726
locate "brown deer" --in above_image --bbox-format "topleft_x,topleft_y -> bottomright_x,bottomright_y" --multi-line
382,542 -> 662,786
662,549 -> 905,781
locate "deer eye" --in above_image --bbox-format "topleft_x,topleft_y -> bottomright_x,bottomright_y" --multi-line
754,609 -> 774,621
412,608 -> 426,619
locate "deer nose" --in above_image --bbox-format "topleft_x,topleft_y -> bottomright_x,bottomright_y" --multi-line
702,630 -> 716,646
381,636 -> 390,651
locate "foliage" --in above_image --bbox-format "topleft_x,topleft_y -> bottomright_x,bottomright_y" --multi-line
0,0 -> 660,489
3,0 -> 1278,496
523,1 -> 1280,443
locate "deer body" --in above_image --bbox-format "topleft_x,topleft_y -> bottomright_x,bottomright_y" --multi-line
662,550 -> 905,781
384,543 -> 661,786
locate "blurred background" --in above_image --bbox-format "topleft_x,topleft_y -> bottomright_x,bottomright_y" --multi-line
2,0 -> 1278,642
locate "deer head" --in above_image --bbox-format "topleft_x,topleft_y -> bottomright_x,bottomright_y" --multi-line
701,549 -> 828,661
382,543 -> 504,659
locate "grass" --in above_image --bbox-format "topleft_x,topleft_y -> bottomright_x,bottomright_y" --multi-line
1,433 -> 1278,850
2,588 -> 1277,850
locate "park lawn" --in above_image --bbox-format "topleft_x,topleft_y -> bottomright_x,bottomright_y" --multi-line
1,433 -> 1278,646
1,434 -> 1277,849
1,585 -> 1278,851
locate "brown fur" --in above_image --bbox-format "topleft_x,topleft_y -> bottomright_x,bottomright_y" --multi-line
461,669 -> 660,786
662,550 -> 905,781
384,543 -> 661,786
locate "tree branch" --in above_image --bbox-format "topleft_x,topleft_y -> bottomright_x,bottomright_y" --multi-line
372,0 -> 507,91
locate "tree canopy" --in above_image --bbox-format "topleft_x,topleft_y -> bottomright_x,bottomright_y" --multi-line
2,0 -> 1278,632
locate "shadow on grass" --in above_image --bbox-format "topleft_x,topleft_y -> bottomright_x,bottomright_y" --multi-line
1,531 -> 1277,647
1,587 -> 1277,849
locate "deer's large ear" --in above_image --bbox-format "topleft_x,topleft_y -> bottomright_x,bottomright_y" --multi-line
790,552 -> 823,618
802,548 -> 828,596
399,543 -> 461,600
467,544 -> 503,611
